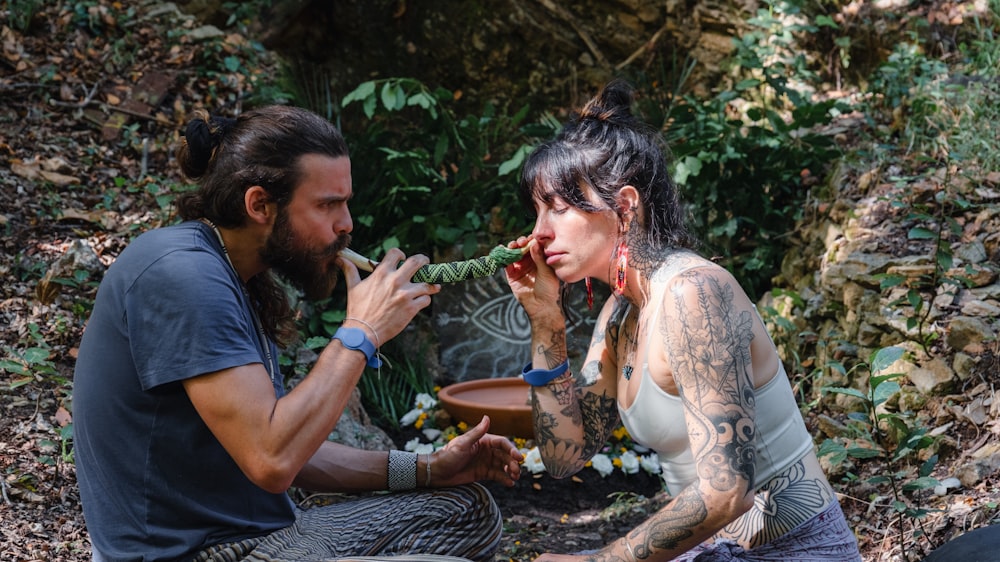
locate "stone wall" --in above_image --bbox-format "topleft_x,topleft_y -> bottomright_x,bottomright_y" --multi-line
761,163 -> 999,412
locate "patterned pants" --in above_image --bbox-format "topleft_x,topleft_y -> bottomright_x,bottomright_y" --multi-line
674,499 -> 862,561
190,484 -> 501,562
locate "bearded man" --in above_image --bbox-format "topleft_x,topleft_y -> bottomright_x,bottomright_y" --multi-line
74,105 -> 522,562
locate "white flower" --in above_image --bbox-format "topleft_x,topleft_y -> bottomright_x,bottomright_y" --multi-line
620,450 -> 640,474
522,447 -> 547,474
413,392 -> 437,410
639,453 -> 662,475
399,408 -> 423,427
411,442 -> 435,455
404,437 -> 423,452
422,428 -> 442,442
590,454 -> 614,477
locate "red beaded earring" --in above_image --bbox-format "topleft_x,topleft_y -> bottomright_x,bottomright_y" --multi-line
585,277 -> 593,309
613,242 -> 628,296
613,209 -> 631,297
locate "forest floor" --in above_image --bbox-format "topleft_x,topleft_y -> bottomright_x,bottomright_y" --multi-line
2,1 -> 998,561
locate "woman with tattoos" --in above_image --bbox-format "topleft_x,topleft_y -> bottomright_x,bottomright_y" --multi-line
504,80 -> 861,561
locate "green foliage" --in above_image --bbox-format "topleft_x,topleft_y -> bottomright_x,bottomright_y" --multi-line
865,31 -> 994,348
874,170 -> 976,352
221,0 -> 273,29
7,0 -> 42,32
1,323 -> 75,462
339,77 -> 556,261
648,0 -> 848,297
757,287 -> 823,407
356,352 -> 437,432
863,15 -> 999,168
821,346 -> 941,553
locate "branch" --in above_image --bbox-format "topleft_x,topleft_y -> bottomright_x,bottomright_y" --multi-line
536,0 -> 609,68
47,80 -> 103,109
616,22 -> 671,71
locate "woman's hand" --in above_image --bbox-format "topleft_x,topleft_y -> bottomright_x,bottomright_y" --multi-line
504,236 -> 563,322
429,416 -> 523,488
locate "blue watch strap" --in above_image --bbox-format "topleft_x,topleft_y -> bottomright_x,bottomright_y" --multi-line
332,327 -> 382,369
520,360 -> 570,386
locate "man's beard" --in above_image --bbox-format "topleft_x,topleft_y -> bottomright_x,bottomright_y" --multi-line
261,210 -> 350,301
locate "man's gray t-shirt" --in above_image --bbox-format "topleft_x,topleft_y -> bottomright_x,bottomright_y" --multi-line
74,221 -> 294,561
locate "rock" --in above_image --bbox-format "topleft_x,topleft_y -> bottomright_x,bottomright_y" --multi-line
952,353 -> 978,381
907,358 -> 956,395
945,316 -> 996,353
955,447 -> 1000,488
327,387 -> 396,451
933,476 -> 962,496
816,414 -> 852,438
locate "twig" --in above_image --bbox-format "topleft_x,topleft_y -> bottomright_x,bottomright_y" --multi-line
47,80 -> 102,109
616,22 -> 671,71
46,79 -> 170,124
536,0 -> 609,68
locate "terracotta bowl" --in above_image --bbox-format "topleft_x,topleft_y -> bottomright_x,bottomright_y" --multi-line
438,377 -> 534,438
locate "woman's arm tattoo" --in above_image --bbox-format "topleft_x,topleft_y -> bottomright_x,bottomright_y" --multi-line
667,273 -> 757,493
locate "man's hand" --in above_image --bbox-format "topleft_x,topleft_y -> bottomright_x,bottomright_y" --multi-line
337,247 -> 441,343
430,417 -> 523,488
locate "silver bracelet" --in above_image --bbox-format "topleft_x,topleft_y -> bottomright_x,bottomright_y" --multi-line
387,449 -> 417,491
424,453 -> 432,487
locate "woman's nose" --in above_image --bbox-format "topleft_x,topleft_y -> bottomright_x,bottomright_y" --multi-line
531,215 -> 551,241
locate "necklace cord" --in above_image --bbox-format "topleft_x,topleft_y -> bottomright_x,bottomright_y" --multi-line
202,220 -> 278,385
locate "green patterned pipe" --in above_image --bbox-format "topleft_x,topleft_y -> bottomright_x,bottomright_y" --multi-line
339,243 -> 531,284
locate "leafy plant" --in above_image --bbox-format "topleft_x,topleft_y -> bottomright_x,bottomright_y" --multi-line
820,346 -> 941,556
875,170 -> 975,353
0,344 -> 58,383
8,0 -> 42,32
338,77 -> 556,261
356,350 -> 437,431
647,0 -> 848,297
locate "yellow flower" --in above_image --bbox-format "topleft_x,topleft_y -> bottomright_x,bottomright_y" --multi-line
613,426 -> 629,441
612,457 -> 623,468
514,437 -> 527,448
457,421 -> 468,432
560,513 -> 569,523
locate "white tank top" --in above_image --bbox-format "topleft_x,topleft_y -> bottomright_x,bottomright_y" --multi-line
615,263 -> 814,496
618,360 -> 813,496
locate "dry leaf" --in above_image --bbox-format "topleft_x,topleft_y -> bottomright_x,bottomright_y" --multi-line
38,170 -> 79,186
55,406 -> 72,427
